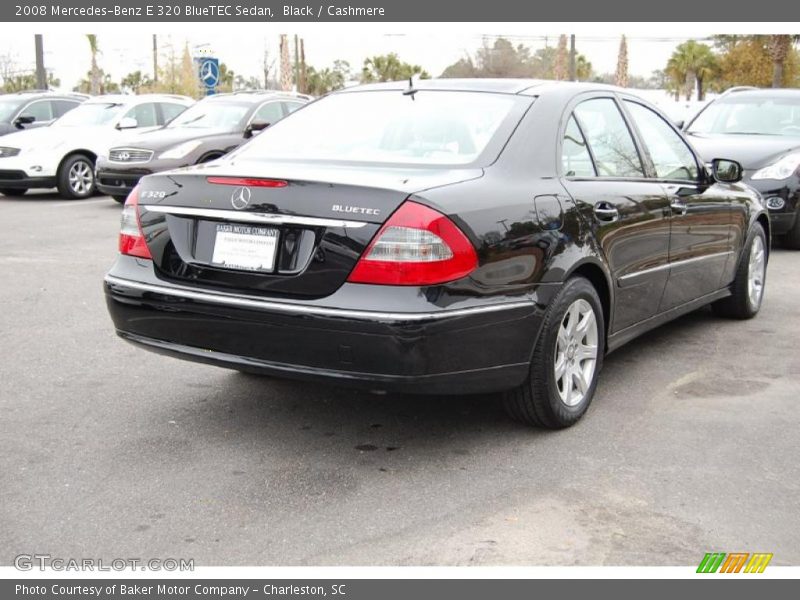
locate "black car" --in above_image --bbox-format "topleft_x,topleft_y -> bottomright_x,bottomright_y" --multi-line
96,91 -> 310,203
0,90 -> 88,136
104,79 -> 769,429
685,87 -> 800,248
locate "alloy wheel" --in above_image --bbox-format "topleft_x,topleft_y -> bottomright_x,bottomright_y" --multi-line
747,235 -> 766,308
68,160 -> 94,196
554,299 -> 599,407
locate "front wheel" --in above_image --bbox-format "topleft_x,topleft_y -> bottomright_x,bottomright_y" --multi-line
57,154 -> 95,199
503,276 -> 605,429
712,223 -> 767,319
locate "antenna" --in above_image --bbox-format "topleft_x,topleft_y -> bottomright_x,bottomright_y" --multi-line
402,76 -> 418,100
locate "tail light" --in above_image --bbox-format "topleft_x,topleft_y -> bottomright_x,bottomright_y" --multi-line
347,201 -> 478,286
118,186 -> 152,259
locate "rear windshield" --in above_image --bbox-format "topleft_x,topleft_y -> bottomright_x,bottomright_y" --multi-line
688,95 -> 800,136
232,90 -> 529,166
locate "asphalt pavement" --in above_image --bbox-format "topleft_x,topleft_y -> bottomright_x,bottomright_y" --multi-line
1,191 -> 798,566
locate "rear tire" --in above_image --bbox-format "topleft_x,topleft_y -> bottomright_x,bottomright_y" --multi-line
503,276 -> 605,429
57,154 -> 95,200
112,195 -> 128,204
712,223 -> 767,319
0,188 -> 26,196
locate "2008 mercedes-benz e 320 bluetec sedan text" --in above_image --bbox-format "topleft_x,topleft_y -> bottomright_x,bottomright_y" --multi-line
104,79 -> 770,428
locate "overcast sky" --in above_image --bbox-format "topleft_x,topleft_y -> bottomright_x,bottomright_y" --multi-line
0,30 -> 704,90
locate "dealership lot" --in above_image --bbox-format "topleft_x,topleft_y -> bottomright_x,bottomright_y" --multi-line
1,191 -> 799,566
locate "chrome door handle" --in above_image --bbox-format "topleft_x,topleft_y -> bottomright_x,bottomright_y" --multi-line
593,202 -> 619,222
670,199 -> 688,215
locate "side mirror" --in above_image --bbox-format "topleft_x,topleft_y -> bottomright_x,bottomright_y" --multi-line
116,117 -> 138,130
710,158 -> 743,184
244,120 -> 270,138
14,115 -> 36,128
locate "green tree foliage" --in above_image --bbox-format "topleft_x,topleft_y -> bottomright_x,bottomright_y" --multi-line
1,72 -> 60,92
120,70 -> 152,94
360,53 -> 429,83
440,37 -> 594,81
666,40 -> 718,101
714,35 -> 799,89
305,60 -> 350,96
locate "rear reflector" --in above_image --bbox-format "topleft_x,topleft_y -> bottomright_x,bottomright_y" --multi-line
347,201 -> 477,286
206,176 -> 288,188
118,185 -> 152,259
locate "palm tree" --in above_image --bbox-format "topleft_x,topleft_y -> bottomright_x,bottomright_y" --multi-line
769,35 -> 796,88
86,34 -> 101,96
615,35 -> 628,87
667,40 -> 718,101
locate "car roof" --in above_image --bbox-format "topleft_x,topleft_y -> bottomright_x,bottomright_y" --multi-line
84,94 -> 194,105
715,87 -> 800,100
0,90 -> 90,101
200,91 -> 312,104
338,78 -> 621,96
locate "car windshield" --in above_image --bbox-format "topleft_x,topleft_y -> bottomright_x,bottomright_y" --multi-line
167,101 -> 250,130
53,102 -> 125,127
688,95 -> 800,136
233,90 -> 523,166
0,99 -> 24,121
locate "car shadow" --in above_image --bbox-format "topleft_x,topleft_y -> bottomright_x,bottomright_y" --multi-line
171,304 -> 723,459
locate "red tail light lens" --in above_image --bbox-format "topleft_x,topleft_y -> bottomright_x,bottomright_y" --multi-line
207,177 -> 288,188
347,201 -> 478,286
118,186 -> 152,259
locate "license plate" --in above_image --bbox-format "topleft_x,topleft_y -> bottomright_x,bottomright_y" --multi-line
211,224 -> 278,272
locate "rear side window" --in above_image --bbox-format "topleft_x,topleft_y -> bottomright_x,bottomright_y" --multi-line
574,98 -> 644,178
625,101 -> 699,181
252,102 -> 284,125
562,116 -> 595,177
160,102 -> 187,124
53,100 -> 81,117
234,90 -> 527,167
283,101 -> 305,115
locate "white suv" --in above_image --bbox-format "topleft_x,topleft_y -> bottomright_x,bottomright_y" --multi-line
0,94 -> 194,199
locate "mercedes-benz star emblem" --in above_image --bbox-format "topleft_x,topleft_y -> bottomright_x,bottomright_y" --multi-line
231,186 -> 251,210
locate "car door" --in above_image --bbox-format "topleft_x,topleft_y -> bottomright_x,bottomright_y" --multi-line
622,99 -> 733,311
560,95 -> 672,332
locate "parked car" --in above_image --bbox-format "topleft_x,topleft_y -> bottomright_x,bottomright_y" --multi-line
96,91 -> 310,203
684,87 -> 800,247
104,79 -> 769,429
0,94 -> 193,199
0,90 -> 89,137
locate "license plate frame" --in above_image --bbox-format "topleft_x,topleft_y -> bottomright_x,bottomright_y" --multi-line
210,223 -> 279,272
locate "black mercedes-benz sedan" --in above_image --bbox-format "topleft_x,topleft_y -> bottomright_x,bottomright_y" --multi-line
95,91 -> 310,203
684,87 -> 800,248
104,79 -> 769,429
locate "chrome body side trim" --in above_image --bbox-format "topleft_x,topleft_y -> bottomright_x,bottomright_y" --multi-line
104,275 -> 535,323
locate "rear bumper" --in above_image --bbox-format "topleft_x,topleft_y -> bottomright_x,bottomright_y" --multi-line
104,257 -> 552,394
